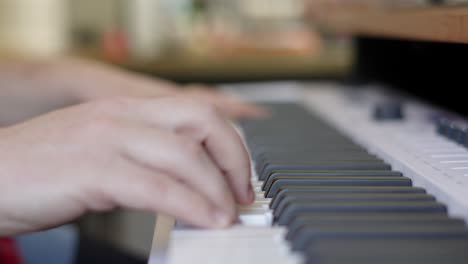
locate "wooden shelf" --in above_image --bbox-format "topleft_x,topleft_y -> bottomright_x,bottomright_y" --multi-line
122,50 -> 351,83
311,5 -> 468,43
74,45 -> 351,83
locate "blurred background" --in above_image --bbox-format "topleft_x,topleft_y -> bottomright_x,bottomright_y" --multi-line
0,0 -> 353,259
0,0 -> 352,83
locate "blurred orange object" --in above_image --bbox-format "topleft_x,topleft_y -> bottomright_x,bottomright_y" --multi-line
208,29 -> 322,57
102,29 -> 129,63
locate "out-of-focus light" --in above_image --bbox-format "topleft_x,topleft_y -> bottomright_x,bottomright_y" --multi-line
0,0 -> 68,58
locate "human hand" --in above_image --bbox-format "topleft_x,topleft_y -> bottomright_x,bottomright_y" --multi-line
50,59 -> 267,119
0,96 -> 253,236
1,59 -> 266,126
181,84 -> 268,119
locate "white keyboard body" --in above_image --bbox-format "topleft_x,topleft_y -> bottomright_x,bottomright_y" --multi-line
148,82 -> 468,264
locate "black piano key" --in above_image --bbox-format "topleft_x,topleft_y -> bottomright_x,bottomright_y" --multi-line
287,214 -> 464,241
255,156 -> 385,174
255,153 -> 381,162
273,193 -> 435,213
269,186 -> 426,201
259,162 -> 392,180
249,146 -> 367,158
292,212 -> 454,222
255,156 -> 385,175
276,201 -> 447,225
254,149 -> 374,157
265,177 -> 412,198
248,138 -> 358,145
288,213 -> 457,236
290,224 -> 468,251
307,239 -> 468,264
310,257 -> 468,263
263,170 -> 403,189
258,156 -> 364,167
308,259 -> 468,264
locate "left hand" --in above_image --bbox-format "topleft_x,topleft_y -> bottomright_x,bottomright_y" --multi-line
181,84 -> 268,119
51,59 -> 268,120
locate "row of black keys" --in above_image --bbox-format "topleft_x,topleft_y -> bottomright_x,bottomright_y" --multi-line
240,103 -> 468,264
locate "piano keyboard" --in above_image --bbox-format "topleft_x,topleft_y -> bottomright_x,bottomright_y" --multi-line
149,83 -> 468,264
241,103 -> 468,264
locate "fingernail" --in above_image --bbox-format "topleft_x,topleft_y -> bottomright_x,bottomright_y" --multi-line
213,209 -> 232,228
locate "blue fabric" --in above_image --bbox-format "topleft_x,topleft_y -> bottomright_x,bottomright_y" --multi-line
16,225 -> 78,264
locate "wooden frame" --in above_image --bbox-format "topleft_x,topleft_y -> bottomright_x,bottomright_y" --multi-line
310,5 -> 468,43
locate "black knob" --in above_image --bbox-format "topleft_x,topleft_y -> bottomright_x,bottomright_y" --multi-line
452,122 -> 468,144
373,101 -> 404,121
436,117 -> 468,147
436,118 -> 451,136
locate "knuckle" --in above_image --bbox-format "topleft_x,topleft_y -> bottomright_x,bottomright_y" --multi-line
75,98 -> 136,140
85,97 -> 134,117
198,103 -> 220,120
99,97 -> 134,113
190,103 -> 223,131
118,177 -> 171,212
91,114 -> 116,132
163,135 -> 201,166
149,179 -> 169,203
177,98 -> 220,119
184,139 -> 204,158
79,111 -> 117,139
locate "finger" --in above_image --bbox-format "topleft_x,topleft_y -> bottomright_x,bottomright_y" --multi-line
101,161 -> 232,228
117,123 -> 237,219
183,86 -> 269,119
127,98 -> 255,205
197,112 -> 254,205
214,99 -> 270,119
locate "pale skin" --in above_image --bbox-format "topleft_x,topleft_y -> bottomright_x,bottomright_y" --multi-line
0,58 -> 265,125
0,59 -> 266,236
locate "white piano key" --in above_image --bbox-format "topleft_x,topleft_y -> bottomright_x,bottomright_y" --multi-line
239,200 -> 270,207
255,191 -> 264,196
170,252 -> 296,264
439,160 -> 468,164
239,207 -> 269,213
171,226 -> 287,239
251,181 -> 264,188
423,148 -> 466,154
168,226 -> 293,264
255,197 -> 271,203
451,166 -> 468,170
431,154 -> 468,158
239,213 -> 269,226
238,203 -> 270,211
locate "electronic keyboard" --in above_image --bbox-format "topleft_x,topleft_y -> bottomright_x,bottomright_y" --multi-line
148,82 -> 468,264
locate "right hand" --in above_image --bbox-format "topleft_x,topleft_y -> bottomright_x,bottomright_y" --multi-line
0,96 -> 254,236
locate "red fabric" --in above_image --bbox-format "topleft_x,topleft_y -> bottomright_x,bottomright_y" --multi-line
0,237 -> 22,264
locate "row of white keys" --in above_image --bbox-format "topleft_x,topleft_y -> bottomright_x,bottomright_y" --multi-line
393,128 -> 468,185
167,177 -> 302,264
168,226 -> 300,264
304,86 -> 468,222
239,179 -> 273,226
